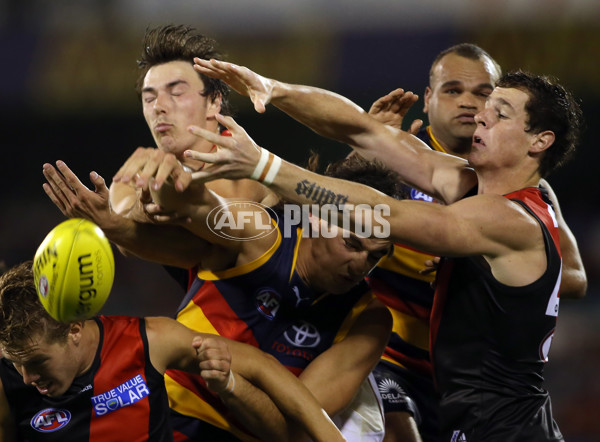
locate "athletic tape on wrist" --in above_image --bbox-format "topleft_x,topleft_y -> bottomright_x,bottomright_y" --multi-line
250,148 -> 270,180
225,370 -> 235,393
250,148 -> 282,186
262,155 -> 281,186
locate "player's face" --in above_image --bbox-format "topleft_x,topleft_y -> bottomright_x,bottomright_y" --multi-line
142,61 -> 221,159
3,334 -> 82,397
309,228 -> 391,294
424,53 -> 499,155
471,87 -> 534,171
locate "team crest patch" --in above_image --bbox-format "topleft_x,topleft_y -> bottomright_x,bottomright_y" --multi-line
91,374 -> 149,416
255,288 -> 281,320
31,408 -> 71,433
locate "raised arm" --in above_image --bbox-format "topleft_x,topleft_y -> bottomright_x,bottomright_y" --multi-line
184,116 -> 549,288
193,59 -> 476,203
42,161 -> 211,268
146,317 -> 344,442
539,178 -> 587,299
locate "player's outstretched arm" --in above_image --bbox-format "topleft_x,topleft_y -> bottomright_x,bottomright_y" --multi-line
42,161 -> 212,268
146,317 -> 345,442
193,60 -> 475,203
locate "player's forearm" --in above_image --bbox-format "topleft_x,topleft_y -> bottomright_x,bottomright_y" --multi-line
229,345 -> 344,442
101,217 -> 204,268
269,82 -> 470,201
218,374 -> 293,441
270,81 -> 375,148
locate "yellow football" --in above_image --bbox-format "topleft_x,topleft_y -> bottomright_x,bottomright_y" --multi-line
33,218 -> 114,323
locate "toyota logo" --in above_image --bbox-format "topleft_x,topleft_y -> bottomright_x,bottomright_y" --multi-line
283,321 -> 321,348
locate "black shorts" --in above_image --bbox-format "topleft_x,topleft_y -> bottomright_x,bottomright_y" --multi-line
372,360 -> 440,442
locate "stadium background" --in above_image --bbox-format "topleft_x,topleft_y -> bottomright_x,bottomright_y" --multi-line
1,1 -> 598,440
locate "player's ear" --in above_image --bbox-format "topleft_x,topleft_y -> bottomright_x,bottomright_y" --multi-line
530,130 -> 555,154
207,94 -> 222,119
423,86 -> 433,113
68,321 -> 85,345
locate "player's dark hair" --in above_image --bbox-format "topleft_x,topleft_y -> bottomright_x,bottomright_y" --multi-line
429,43 -> 502,84
498,70 -> 583,177
136,24 -> 231,116
0,261 -> 71,353
322,154 -> 406,200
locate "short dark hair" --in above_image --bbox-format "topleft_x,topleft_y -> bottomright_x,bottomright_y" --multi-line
0,262 -> 71,353
136,24 -> 231,116
429,43 -> 502,84
497,70 -> 583,177
322,154 -> 406,201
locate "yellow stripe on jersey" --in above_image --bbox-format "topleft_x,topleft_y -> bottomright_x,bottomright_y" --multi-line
197,219 -> 282,280
333,291 -> 377,344
289,227 -> 303,282
176,301 -> 219,335
381,354 -> 407,369
426,126 -> 448,154
165,375 -> 259,442
388,307 -> 430,350
377,244 -> 436,283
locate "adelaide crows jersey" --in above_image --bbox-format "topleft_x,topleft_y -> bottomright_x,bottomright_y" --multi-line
167,211 -> 375,441
369,126 -> 442,376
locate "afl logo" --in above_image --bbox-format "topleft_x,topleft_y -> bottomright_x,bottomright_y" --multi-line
283,321 -> 321,348
38,275 -> 49,298
31,408 -> 71,433
410,188 -> 434,203
206,201 -> 278,241
255,288 -> 281,320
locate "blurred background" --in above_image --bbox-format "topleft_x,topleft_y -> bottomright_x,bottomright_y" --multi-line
1,1 -> 599,439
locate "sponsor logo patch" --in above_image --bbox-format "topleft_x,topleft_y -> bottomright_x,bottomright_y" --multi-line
377,378 -> 407,404
31,408 -> 71,433
283,321 -> 321,348
91,374 -> 149,416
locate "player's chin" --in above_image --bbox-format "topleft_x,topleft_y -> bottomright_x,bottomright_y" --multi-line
330,278 -> 360,294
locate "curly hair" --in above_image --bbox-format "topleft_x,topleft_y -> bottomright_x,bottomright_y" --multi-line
135,24 -> 231,116
0,262 -> 71,354
497,70 -> 583,178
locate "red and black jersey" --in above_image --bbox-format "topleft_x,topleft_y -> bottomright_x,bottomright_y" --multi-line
431,187 -> 564,441
0,316 -> 172,441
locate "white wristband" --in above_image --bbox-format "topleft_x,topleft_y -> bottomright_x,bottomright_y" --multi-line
262,155 -> 282,186
250,148 -> 270,180
249,148 -> 282,186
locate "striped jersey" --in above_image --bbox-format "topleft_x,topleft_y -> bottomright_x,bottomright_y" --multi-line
0,316 -> 172,441
167,212 -> 375,440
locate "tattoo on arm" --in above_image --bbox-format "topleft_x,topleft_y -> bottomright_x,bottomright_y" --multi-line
294,180 -> 349,207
